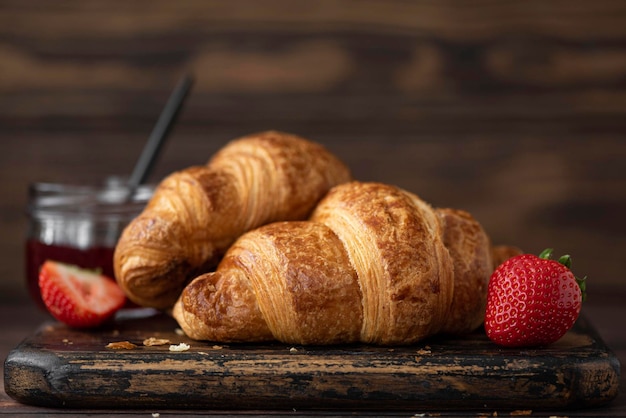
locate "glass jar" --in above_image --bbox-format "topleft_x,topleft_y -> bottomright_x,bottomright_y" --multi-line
25,178 -> 154,309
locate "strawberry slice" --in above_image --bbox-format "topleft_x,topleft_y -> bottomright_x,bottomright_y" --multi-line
38,260 -> 126,328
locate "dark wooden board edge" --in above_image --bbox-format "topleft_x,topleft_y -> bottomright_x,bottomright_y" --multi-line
3,311 -> 620,411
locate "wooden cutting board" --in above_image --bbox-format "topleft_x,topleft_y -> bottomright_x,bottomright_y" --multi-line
4,309 -> 620,412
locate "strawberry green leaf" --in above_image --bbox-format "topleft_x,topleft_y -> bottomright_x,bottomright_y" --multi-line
538,248 -> 553,259
557,254 -> 572,269
577,275 -> 588,303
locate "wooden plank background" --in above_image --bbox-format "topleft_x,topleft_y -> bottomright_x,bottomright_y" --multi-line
1,1 -> 625,304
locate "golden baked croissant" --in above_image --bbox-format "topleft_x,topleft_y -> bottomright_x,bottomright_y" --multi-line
436,208 -> 493,334
172,181 -> 494,345
114,131 -> 351,309
491,244 -> 523,270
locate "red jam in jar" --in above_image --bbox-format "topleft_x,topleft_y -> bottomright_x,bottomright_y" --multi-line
25,179 -> 154,309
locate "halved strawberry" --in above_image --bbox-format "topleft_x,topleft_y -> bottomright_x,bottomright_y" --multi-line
38,260 -> 126,328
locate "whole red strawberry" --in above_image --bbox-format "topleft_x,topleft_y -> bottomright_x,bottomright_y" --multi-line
39,260 -> 126,328
485,249 -> 586,347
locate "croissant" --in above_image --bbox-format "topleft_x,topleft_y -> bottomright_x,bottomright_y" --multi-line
173,181 -> 494,345
436,208 -> 493,334
114,131 -> 352,309
491,244 -> 523,269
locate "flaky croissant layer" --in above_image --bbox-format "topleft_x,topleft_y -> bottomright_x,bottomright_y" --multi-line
114,131 -> 352,309
173,181 -> 496,346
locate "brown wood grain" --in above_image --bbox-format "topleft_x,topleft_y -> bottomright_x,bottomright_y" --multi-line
2,290 -> 625,416
1,0 -> 625,306
3,310 -> 620,411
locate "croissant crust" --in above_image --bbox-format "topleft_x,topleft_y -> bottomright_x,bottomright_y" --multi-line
174,182 -> 496,345
116,131 -> 512,345
114,131 -> 351,309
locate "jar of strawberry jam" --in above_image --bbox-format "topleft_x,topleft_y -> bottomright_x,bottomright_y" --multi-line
25,178 -> 154,309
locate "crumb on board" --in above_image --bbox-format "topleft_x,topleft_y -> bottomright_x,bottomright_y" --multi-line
169,342 -> 190,352
289,347 -> 298,353
510,411 -> 533,416
212,345 -> 223,350
143,337 -> 171,346
106,341 -> 138,350
174,328 -> 185,336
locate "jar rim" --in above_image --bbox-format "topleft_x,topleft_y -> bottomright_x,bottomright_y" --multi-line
28,179 -> 155,216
